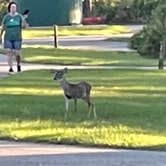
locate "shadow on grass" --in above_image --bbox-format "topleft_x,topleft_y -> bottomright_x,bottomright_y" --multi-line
0,93 -> 166,131
0,93 -> 166,151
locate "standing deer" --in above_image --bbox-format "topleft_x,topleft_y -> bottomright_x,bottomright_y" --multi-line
53,68 -> 96,119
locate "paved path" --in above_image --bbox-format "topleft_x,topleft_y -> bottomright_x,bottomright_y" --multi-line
0,54 -> 8,78
0,140 -> 166,166
0,53 -> 158,78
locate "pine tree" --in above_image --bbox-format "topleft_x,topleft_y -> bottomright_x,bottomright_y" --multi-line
131,0 -> 166,69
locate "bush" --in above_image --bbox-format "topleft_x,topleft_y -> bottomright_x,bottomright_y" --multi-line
130,27 -> 160,58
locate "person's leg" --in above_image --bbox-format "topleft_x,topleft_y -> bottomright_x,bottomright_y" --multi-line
4,40 -> 14,72
9,50 -> 15,72
14,50 -> 21,72
13,41 -> 22,72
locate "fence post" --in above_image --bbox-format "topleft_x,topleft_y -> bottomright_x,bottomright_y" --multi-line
53,25 -> 58,48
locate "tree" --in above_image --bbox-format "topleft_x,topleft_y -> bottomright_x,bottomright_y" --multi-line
83,0 -> 93,17
151,1 -> 166,69
131,0 -> 166,69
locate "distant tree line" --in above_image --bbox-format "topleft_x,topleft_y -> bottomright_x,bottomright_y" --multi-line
93,0 -> 159,24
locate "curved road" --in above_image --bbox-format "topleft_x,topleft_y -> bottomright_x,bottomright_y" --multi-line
0,141 -> 166,166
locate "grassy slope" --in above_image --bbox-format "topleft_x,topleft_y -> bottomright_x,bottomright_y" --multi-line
0,69 -> 166,150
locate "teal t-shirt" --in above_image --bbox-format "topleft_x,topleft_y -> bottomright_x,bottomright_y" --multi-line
2,13 -> 23,41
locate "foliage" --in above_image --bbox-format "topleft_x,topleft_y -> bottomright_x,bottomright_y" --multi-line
94,0 -> 159,23
131,1 -> 166,58
0,0 -> 8,23
130,0 -> 159,22
130,26 -> 160,58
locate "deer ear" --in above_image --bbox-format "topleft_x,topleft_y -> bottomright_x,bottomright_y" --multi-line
64,67 -> 68,73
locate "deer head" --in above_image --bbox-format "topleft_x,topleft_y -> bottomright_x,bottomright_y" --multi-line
53,68 -> 68,81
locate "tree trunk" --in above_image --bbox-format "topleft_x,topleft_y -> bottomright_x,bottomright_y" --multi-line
83,0 -> 92,17
158,42 -> 166,70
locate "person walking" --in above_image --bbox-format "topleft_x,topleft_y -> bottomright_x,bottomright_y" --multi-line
0,1 -> 27,72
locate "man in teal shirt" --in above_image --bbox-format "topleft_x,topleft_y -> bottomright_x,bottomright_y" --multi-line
0,1 -> 26,72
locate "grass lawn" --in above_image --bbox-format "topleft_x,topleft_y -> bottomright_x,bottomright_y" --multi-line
22,47 -> 158,67
0,69 -> 166,151
22,25 -> 131,39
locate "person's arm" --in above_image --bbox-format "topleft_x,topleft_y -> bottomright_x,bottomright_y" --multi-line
20,10 -> 29,29
0,25 -> 5,44
22,20 -> 26,28
21,15 -> 28,28
0,25 -> 5,37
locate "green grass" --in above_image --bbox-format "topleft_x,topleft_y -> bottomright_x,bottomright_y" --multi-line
0,69 -> 166,150
22,25 -> 131,38
22,47 -> 157,66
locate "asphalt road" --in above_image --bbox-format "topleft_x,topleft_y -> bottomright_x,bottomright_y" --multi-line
23,35 -> 134,52
22,24 -> 143,51
0,141 -> 166,166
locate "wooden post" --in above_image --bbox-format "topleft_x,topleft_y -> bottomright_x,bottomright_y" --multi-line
53,25 -> 58,48
158,41 -> 165,70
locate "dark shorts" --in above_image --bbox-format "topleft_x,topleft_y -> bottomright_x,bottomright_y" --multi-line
4,40 -> 22,50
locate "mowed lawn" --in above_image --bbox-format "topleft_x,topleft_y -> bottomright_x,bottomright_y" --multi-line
0,69 -> 166,150
22,47 -> 158,67
22,25 -> 131,38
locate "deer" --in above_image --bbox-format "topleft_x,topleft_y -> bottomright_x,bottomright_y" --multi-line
53,68 -> 97,119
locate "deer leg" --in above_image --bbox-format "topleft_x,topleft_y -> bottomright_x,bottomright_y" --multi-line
83,97 -> 97,118
88,102 -> 91,118
83,97 -> 91,118
91,102 -> 97,118
74,98 -> 77,112
64,96 -> 69,120
64,96 -> 69,111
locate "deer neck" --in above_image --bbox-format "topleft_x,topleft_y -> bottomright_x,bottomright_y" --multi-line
59,78 -> 69,89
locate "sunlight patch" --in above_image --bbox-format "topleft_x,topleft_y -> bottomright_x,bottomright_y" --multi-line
26,55 -> 89,61
0,87 -> 62,96
23,45 -> 53,48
